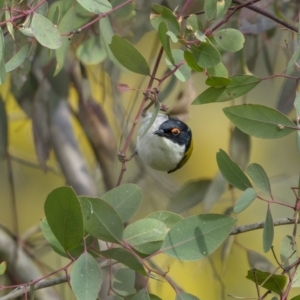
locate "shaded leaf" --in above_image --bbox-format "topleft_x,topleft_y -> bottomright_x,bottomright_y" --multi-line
193,75 -> 261,104
44,187 -> 84,251
79,196 -> 124,243
285,45 -> 300,75
31,13 -> 62,49
5,43 -> 31,72
169,179 -> 212,213
5,10 -> 14,40
0,28 -> 6,84
216,149 -> 252,191
102,184 -> 143,223
214,28 -> 245,52
131,289 -> 150,300
109,35 -> 150,75
191,43 -> 221,68
263,207 -> 274,253
124,219 -> 167,255
76,0 -> 112,13
234,188 -> 257,213
146,211 -> 182,228
100,248 -> 146,274
229,126 -> 251,170
166,49 -> 191,82
247,163 -> 271,194
246,269 -> 287,295
113,268 -> 135,296
247,249 -> 275,272
207,62 -> 228,77
205,76 -> 232,87
150,4 -> 180,34
158,21 -> 174,64
205,0 -> 232,20
184,50 -> 204,73
70,252 -> 103,300
160,214 -> 236,260
223,104 -> 296,139
186,14 -> 203,31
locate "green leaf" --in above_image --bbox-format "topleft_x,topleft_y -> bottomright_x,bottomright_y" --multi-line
280,235 -> 300,286
0,28 -> 6,84
263,207 -> 274,253
5,10 -> 14,40
234,188 -> 257,214
166,49 -> 191,82
247,163 -> 271,194
223,104 -> 296,139
149,294 -> 162,300
70,252 -> 103,300
247,249 -> 275,272
191,43 -> 221,68
0,261 -> 6,275
160,214 -> 236,260
124,219 -> 167,255
193,75 -> 261,104
175,291 -> 200,300
285,45 -> 300,75
102,184 -> 143,223
214,29 -> 245,52
246,269 -> 287,295
150,4 -> 180,34
216,149 -> 252,191
44,187 -> 84,251
79,196 -> 124,243
291,296 -> 300,300
76,36 -> 106,65
183,50 -> 204,73
100,248 -> 146,274
31,13 -> 62,49
186,14 -> 203,31
205,76 -> 232,87
40,218 -> 66,257
113,268 -> 135,296
158,22 -> 174,64
168,179 -> 211,213
207,62 -> 228,77
146,211 -> 182,228
205,0 -> 232,20
55,6 -> 75,75
109,35 -> 150,75
76,0 -> 112,13
0,96 -> 8,158
5,43 -> 31,72
131,289 -> 150,300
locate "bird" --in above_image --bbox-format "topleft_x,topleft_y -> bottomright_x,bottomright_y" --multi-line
136,112 -> 193,173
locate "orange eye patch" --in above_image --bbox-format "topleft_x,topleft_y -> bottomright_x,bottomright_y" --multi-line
171,128 -> 180,135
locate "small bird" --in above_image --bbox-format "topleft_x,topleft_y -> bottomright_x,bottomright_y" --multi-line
136,112 -> 193,173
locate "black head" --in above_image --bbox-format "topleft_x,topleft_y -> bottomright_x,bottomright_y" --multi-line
154,116 -> 192,147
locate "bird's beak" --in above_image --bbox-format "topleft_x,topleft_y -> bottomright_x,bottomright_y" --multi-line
154,129 -> 164,137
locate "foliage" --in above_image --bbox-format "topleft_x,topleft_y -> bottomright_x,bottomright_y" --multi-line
0,0 -> 299,300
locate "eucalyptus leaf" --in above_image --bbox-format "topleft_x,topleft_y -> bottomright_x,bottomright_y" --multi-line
184,50 -> 204,73
263,207 -> 274,253
247,163 -> 271,194
223,104 -> 296,139
158,21 -> 174,64
166,49 -> 191,82
76,0 -> 112,13
146,211 -> 182,228
191,43 -> 221,68
214,28 -> 245,52
216,149 -> 252,191
175,291 -> 200,300
5,43 -> 31,72
109,35 -> 150,75
113,268 -> 135,296
0,96 -> 7,158
234,188 -> 257,214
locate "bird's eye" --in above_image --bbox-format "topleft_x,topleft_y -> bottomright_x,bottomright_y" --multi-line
171,128 -> 180,135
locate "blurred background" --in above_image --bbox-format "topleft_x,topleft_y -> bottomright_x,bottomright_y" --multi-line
0,0 -> 300,299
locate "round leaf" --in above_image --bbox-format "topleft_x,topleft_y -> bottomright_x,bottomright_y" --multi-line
79,196 -> 124,243
214,29 -> 245,52
234,188 -> 257,214
109,35 -> 150,75
44,187 -> 84,251
223,104 -> 296,139
70,252 -> 103,300
102,184 -> 143,223
31,13 -> 62,49
160,214 -> 236,260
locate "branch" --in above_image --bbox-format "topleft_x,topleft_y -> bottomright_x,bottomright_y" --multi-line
232,0 -> 298,33
230,217 -> 298,235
